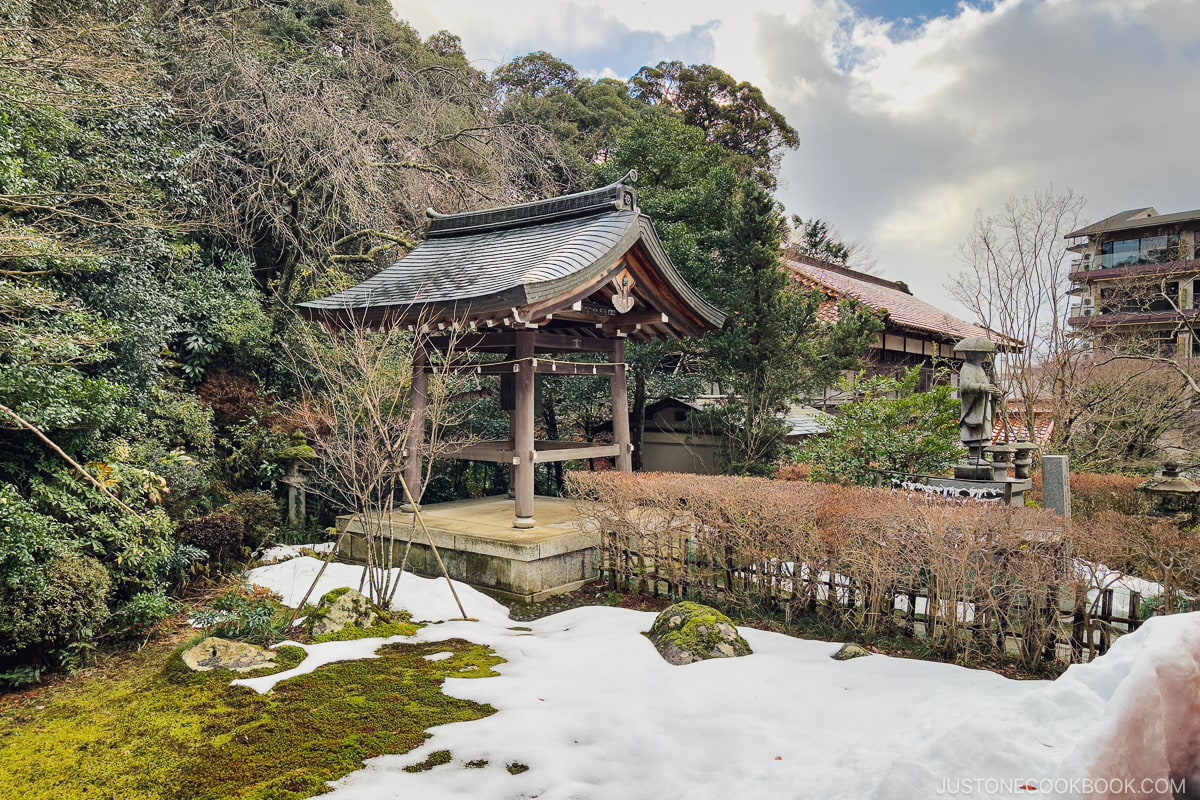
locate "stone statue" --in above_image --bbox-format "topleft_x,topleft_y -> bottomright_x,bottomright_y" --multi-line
953,335 -> 1001,478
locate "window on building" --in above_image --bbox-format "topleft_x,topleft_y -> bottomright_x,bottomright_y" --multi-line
1148,282 -> 1179,313
1098,233 -> 1182,268
1149,330 -> 1177,357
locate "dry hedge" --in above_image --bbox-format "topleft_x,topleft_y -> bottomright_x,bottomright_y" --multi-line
567,471 -> 1072,668
1028,471 -> 1146,518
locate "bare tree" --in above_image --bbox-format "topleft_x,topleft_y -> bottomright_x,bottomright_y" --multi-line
1055,273 -> 1200,469
950,185 -> 1087,442
167,9 -> 572,323
282,311 -> 479,608
1056,359 -> 1198,472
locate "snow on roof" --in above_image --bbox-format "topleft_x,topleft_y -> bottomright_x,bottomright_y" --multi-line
784,404 -> 832,437
785,255 -> 1023,349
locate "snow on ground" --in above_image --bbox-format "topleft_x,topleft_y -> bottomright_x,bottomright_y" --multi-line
256,541 -> 336,564
240,557 -> 1200,799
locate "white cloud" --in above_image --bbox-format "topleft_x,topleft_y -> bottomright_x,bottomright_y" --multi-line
391,0 -> 1200,321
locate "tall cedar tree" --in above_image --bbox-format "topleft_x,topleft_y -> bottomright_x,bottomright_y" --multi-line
703,183 -> 883,474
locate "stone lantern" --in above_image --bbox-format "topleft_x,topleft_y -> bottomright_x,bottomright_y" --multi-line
1011,438 -> 1038,480
1140,461 -> 1200,524
985,443 -> 1016,480
277,431 -> 316,527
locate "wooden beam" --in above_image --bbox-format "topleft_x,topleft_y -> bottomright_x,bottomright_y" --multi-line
513,330 -> 536,528
427,331 -> 619,354
439,440 -> 621,464
611,339 -> 632,472
531,444 -> 622,463
440,441 -> 518,463
613,311 -> 669,326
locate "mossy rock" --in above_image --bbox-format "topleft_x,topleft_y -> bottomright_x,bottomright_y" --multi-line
831,643 -> 871,661
306,588 -> 391,638
181,637 -> 276,673
646,602 -> 752,665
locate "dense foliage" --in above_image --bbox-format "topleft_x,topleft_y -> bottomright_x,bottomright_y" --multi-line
801,367 -> 962,485
0,0 -> 874,680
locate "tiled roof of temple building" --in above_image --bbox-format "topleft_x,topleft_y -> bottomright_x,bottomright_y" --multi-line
785,254 -> 1023,349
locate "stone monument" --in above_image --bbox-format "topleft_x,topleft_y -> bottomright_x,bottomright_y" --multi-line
953,335 -> 1002,480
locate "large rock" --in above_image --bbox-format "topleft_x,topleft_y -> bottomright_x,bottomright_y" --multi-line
308,587 -> 385,638
182,637 -> 276,672
647,602 -> 752,665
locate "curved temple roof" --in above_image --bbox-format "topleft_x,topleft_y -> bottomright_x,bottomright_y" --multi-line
298,177 -> 726,341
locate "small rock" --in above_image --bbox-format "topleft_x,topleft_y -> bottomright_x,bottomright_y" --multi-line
832,643 -> 871,661
182,637 -> 276,672
646,602 -> 752,665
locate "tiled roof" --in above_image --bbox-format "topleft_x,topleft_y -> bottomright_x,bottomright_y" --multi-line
783,404 -> 832,437
301,209 -> 640,312
298,177 -> 725,333
992,399 -> 1054,445
785,255 -> 1023,348
992,417 -> 1054,446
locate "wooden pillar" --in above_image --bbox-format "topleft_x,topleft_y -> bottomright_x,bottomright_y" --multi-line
513,331 -> 536,528
612,339 -> 633,472
403,354 -> 428,510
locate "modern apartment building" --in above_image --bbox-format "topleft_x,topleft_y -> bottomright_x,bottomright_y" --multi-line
1066,206 -> 1200,356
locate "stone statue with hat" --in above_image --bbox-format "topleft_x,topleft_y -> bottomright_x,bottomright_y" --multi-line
954,335 -> 1002,480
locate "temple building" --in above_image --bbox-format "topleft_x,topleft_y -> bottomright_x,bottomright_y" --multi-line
299,173 -> 726,529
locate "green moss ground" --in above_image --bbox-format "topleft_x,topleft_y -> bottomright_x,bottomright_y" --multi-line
0,634 -> 501,800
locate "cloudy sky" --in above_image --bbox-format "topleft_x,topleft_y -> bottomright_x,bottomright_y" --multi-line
390,0 -> 1200,319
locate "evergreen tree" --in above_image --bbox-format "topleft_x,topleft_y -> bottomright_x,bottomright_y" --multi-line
702,183 -> 882,474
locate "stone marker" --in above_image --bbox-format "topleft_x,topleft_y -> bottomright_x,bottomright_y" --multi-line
182,636 -> 276,672
1042,454 -> 1071,517
647,601 -> 752,665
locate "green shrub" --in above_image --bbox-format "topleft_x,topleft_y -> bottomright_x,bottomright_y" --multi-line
0,485 -> 107,672
176,513 -> 245,567
222,491 -> 281,550
27,471 -> 179,600
800,367 -> 961,485
110,591 -> 178,641
0,551 -> 111,676
191,590 -> 286,646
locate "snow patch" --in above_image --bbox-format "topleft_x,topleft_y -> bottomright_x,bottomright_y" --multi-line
244,556 -> 510,624
257,542 -> 336,564
239,559 -> 1200,799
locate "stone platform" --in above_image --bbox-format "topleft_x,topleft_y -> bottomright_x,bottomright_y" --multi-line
338,496 -> 599,603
